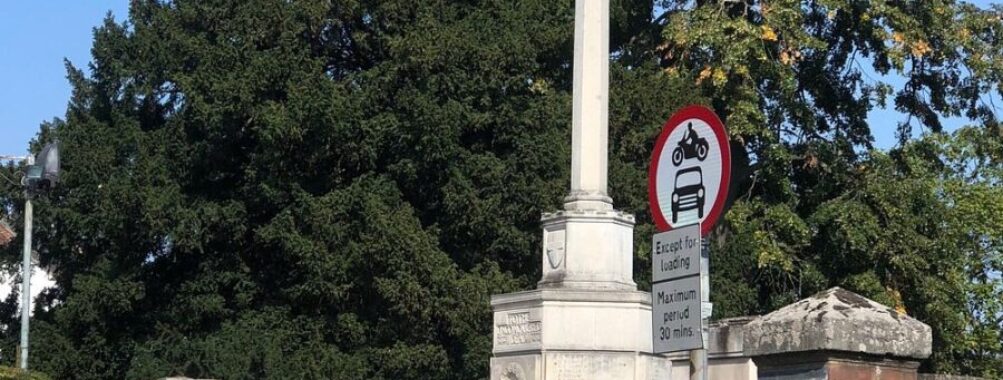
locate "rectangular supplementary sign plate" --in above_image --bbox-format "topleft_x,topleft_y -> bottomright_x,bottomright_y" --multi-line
651,223 -> 701,283
652,275 -> 703,353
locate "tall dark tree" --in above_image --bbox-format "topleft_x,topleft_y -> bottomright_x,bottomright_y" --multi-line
7,1 -> 679,379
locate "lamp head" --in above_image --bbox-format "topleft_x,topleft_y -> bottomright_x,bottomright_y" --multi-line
26,142 -> 59,194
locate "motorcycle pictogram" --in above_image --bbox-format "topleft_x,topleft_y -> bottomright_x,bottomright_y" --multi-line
671,122 -> 709,166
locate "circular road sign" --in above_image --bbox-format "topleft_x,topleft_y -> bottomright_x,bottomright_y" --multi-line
649,105 -> 731,234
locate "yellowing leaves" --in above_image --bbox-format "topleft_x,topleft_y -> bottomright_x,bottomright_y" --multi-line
890,32 -> 931,58
528,78 -> 551,94
779,49 -> 802,66
959,28 -> 971,40
735,65 -> 750,76
754,231 -> 795,271
893,32 -> 905,44
697,66 -> 713,83
803,152 -> 819,169
895,304 -> 908,315
761,25 -> 778,42
696,66 -> 728,86
712,68 -> 727,85
910,40 -> 931,58
887,288 -> 908,315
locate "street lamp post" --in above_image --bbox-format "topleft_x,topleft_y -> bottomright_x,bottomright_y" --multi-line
2,143 -> 59,372
19,155 -> 33,370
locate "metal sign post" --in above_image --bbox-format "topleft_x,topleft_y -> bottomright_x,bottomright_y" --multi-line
648,105 -> 730,379
688,239 -> 711,380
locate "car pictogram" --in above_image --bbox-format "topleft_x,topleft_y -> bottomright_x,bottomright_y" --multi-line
671,166 -> 705,224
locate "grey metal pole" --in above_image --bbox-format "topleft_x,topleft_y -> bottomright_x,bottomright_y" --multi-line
19,156 -> 34,370
689,239 -> 710,380
689,348 -> 707,380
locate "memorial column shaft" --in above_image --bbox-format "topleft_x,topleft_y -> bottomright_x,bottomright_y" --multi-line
567,0 -> 611,211
490,2 -> 658,378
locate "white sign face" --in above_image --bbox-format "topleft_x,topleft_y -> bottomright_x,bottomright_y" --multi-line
653,118 -> 724,227
652,275 -> 703,353
649,106 -> 731,236
651,224 -> 701,283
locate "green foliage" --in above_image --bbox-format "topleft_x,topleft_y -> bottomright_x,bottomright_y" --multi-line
0,367 -> 51,380
3,1 -> 662,379
656,1 -> 1003,376
0,0 -> 999,379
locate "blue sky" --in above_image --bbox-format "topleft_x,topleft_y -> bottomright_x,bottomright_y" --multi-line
0,1 -> 129,157
0,2 -> 997,157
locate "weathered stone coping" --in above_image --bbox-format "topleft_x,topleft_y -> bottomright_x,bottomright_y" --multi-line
744,287 -> 932,360
656,287 -> 933,362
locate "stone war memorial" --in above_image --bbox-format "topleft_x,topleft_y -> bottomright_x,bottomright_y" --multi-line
489,1 -> 936,379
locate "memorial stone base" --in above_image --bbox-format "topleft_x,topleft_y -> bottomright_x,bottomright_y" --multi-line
487,203 -> 683,380
489,288 -> 674,380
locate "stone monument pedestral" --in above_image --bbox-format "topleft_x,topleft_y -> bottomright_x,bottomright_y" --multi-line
490,209 -> 674,380
537,209 -> 635,290
490,289 -> 669,380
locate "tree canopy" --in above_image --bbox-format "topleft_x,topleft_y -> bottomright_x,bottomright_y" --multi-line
0,0 -> 999,379
653,0 -> 1003,374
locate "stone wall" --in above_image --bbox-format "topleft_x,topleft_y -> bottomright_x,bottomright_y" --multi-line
675,288 -> 936,380
917,375 -> 985,380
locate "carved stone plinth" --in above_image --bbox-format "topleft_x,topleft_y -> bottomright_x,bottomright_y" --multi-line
490,289 -> 673,380
538,209 -> 635,291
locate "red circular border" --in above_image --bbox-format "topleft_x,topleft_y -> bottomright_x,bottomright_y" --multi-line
648,105 -> 731,234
